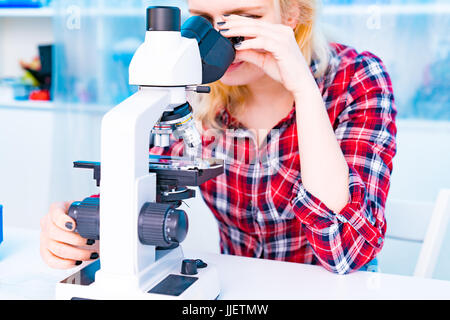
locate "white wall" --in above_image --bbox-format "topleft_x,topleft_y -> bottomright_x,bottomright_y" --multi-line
378,120 -> 450,279
0,107 -> 54,228
388,120 -> 450,203
0,106 -> 103,230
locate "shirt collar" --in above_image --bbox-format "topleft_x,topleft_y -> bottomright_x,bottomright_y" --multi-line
217,103 -> 296,131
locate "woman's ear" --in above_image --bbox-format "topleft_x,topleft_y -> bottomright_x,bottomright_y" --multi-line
284,3 -> 301,29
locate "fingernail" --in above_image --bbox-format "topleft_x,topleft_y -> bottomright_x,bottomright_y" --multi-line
90,252 -> 99,260
75,261 -> 82,266
86,239 -> 95,246
219,29 -> 229,33
65,222 -> 73,230
234,42 -> 242,48
223,14 -> 231,17
217,21 -> 226,26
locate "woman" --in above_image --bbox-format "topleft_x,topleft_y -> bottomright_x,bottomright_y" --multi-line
40,0 -> 397,274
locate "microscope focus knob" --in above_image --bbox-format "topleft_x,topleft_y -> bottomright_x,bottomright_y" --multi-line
68,197 -> 100,240
138,202 -> 188,248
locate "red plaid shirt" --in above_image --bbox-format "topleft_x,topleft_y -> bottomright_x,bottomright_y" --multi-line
150,43 -> 397,274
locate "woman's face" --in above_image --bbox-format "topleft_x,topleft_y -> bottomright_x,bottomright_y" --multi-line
188,0 -> 279,86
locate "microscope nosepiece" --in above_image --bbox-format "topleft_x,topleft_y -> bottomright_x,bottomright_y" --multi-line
181,126 -> 201,149
153,133 -> 171,148
159,134 -> 171,148
156,103 -> 202,153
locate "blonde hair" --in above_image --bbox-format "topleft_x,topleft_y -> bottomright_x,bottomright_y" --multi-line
192,0 -> 330,130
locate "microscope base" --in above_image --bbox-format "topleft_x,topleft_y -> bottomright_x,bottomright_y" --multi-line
55,249 -> 220,300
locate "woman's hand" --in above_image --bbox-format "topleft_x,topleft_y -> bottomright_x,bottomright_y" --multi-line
40,201 -> 99,269
219,14 -> 313,97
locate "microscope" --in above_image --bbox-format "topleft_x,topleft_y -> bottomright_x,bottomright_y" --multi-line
55,6 -> 236,300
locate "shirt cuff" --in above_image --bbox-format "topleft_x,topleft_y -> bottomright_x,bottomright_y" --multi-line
290,166 -> 384,249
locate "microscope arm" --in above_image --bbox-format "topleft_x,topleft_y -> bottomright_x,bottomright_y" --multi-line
97,87 -> 187,289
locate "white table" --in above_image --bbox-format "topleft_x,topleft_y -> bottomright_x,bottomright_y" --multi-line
1,227 -> 450,300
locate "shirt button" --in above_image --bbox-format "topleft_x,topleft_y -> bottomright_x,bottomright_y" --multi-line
378,237 -> 384,245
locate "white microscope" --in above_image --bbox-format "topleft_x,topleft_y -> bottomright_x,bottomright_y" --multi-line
55,6 -> 236,300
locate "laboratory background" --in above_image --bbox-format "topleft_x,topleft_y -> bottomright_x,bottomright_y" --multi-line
0,0 -> 449,284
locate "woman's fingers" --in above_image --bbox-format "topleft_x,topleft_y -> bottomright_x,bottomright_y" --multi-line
236,49 -> 274,71
220,24 -> 262,39
42,214 -> 89,247
46,238 -> 98,262
39,235 -> 82,269
40,201 -> 99,270
220,14 -> 287,44
40,248 -> 78,270
49,201 -> 76,232
220,25 -> 282,49
235,38 -> 277,55
219,15 -> 290,67
239,50 -> 283,84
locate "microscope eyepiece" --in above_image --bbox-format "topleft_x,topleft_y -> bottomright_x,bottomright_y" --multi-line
147,6 -> 181,32
181,15 -> 236,84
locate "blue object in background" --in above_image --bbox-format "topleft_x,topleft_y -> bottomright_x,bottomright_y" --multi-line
412,52 -> 450,119
0,0 -> 41,8
360,257 -> 379,273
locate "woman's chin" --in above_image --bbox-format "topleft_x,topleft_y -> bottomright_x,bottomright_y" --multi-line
220,65 -> 263,87
220,66 -> 244,86
220,75 -> 247,86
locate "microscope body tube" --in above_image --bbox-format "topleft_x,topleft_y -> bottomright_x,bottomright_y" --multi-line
129,31 -> 202,87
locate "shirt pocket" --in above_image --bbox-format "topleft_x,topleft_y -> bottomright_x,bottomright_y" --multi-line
258,160 -> 300,222
260,194 -> 296,222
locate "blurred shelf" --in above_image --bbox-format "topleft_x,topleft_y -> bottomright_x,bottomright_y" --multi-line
396,118 -> 450,130
0,7 -> 144,18
323,4 -> 450,15
0,99 -> 111,114
62,103 -> 112,114
0,99 -> 55,110
0,7 -> 147,18
0,7 -> 54,18
83,8 -> 144,17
